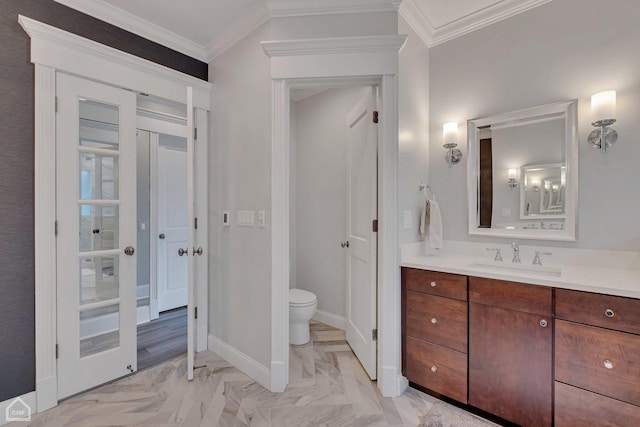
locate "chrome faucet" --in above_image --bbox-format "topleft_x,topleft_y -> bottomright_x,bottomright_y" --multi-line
532,250 -> 552,265
511,241 -> 521,263
486,247 -> 503,262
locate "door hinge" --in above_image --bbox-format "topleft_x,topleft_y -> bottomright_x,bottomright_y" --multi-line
194,307 -> 198,319
55,97 -> 58,113
372,329 -> 378,341
372,219 -> 378,233
55,220 -> 58,236
194,217 -> 198,229
372,110 -> 379,124
194,127 -> 198,140
55,344 -> 59,359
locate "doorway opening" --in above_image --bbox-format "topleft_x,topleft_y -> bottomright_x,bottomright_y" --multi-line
135,102 -> 190,371
289,85 -> 379,379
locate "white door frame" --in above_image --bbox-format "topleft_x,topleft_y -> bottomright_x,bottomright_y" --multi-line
262,35 -> 408,396
20,15 -> 212,412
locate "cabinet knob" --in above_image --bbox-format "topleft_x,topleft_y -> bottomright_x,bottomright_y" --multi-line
431,317 -> 438,324
605,309 -> 615,318
604,359 -> 614,370
431,365 -> 438,373
430,281 -> 437,287
539,319 -> 548,328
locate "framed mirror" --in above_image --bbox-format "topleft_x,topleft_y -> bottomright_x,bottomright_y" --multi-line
467,100 -> 578,241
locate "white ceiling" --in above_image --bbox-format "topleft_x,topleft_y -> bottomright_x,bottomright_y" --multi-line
54,0 -> 551,62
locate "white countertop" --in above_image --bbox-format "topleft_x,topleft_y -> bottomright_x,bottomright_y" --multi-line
401,241 -> 640,299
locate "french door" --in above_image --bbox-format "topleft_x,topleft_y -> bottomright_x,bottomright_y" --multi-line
56,73 -> 138,398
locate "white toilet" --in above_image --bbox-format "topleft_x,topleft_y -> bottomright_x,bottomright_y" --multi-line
289,288 -> 317,345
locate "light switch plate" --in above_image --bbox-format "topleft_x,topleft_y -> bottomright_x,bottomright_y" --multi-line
403,210 -> 412,229
258,211 -> 266,227
237,210 -> 255,227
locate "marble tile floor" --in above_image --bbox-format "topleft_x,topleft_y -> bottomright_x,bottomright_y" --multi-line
13,321 -> 498,426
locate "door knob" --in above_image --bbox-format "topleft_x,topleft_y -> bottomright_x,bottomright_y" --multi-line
124,246 -> 135,256
178,248 -> 189,257
159,233 -> 165,239
193,247 -> 203,256
92,228 -> 100,234
341,241 -> 350,248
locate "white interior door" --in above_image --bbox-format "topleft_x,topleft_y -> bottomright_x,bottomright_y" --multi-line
345,89 -> 378,379
157,139 -> 188,312
56,73 -> 137,398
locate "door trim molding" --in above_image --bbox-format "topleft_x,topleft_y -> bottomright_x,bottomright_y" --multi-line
263,35 -> 407,396
22,16 -> 211,412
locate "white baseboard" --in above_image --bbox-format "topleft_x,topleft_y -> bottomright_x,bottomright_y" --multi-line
1,392 -> 36,426
312,309 -> 347,331
207,334 -> 271,391
36,375 -> 57,413
379,366 -> 408,397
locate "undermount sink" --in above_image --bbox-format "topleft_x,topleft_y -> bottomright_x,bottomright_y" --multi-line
468,260 -> 562,277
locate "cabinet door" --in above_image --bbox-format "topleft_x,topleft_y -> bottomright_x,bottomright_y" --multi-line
469,303 -> 552,427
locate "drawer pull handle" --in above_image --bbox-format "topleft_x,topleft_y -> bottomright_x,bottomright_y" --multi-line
539,319 -> 548,328
604,360 -> 614,370
431,365 -> 438,373
431,317 -> 438,324
430,281 -> 437,287
605,309 -> 615,318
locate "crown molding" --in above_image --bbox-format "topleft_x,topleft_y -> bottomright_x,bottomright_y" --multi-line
262,35 -> 407,57
19,15 -> 212,109
400,0 -> 551,48
267,0 -> 401,18
205,6 -> 270,62
53,0 -> 208,61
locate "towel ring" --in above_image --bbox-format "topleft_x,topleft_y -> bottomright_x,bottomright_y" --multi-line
418,183 -> 436,202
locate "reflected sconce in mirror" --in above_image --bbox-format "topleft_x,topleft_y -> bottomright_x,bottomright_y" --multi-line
443,122 -> 462,167
589,90 -> 618,153
531,179 -> 540,192
508,168 -> 518,189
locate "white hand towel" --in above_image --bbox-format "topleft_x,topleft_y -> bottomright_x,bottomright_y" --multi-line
426,200 -> 443,249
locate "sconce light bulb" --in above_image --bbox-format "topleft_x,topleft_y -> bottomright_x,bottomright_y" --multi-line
443,122 -> 459,147
591,90 -> 616,122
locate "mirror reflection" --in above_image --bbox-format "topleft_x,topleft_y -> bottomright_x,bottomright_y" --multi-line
468,100 -> 577,241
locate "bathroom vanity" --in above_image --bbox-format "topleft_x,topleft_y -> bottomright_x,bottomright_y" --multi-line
401,245 -> 640,427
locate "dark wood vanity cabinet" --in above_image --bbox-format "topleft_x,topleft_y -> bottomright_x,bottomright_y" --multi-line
554,289 -> 640,426
402,268 -> 468,403
468,277 -> 553,427
402,267 -> 640,426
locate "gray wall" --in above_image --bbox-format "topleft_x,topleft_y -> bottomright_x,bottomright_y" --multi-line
429,0 -> 640,251
0,0 -> 206,403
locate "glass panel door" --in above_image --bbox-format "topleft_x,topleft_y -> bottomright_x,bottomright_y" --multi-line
56,73 -> 137,399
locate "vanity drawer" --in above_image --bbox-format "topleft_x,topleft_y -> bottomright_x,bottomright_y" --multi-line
469,277 -> 552,316
555,289 -> 640,335
405,336 -> 467,403
406,291 -> 468,353
555,382 -> 640,427
404,268 -> 467,301
555,320 -> 640,406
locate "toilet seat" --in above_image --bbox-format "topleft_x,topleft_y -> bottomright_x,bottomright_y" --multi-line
289,288 -> 316,306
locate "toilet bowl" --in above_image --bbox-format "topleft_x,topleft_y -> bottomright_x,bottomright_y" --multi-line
289,288 -> 317,345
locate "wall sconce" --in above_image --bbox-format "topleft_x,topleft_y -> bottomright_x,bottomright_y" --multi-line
443,122 -> 462,167
508,168 -> 518,189
588,90 -> 618,153
531,179 -> 540,192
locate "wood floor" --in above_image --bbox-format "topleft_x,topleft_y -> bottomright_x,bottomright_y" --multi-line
14,321 -> 497,426
137,307 -> 187,371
